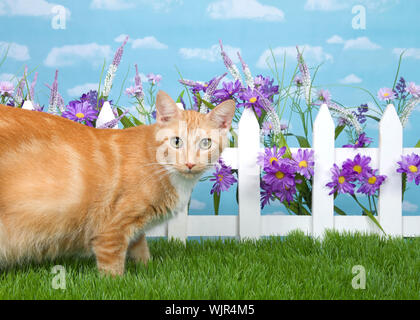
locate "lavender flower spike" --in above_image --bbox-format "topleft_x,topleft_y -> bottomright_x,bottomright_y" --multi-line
14,66 -> 27,106
201,72 -> 227,113
29,71 -> 38,101
296,46 -> 315,105
219,40 -> 242,84
179,79 -> 207,88
400,96 -> 420,127
103,36 -> 129,98
134,64 -> 144,100
113,35 -> 129,67
255,89 -> 281,135
328,102 -> 362,133
47,70 -> 60,114
237,52 -> 254,89
97,109 -> 129,129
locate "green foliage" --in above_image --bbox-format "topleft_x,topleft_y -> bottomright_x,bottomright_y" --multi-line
0,232 -> 418,300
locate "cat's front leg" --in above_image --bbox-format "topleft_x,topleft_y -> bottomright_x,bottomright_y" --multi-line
128,232 -> 150,265
92,231 -> 129,277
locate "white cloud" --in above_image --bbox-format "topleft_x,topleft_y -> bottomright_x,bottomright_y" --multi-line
0,0 -> 70,17
131,37 -> 168,50
257,45 -> 332,69
90,0 -> 135,10
304,0 -> 346,11
393,48 -> 420,60
326,35 -> 344,44
0,73 -> 19,85
179,44 -> 241,63
327,35 -> 381,50
0,42 -> 30,61
44,43 -> 112,67
189,199 -> 206,210
402,201 -> 418,213
114,34 -> 168,50
304,0 -> 399,11
67,83 -> 99,97
339,74 -> 362,84
207,0 -> 284,21
343,37 -> 381,50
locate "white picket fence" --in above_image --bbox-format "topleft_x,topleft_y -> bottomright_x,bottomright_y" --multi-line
22,100 -> 420,240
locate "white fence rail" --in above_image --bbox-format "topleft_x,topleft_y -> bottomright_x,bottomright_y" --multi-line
152,103 -> 419,240
22,100 -> 420,239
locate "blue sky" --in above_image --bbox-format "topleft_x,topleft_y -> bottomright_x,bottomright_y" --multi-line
0,0 -> 419,216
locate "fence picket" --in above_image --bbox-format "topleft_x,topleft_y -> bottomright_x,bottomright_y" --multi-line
312,104 -> 335,237
378,104 -> 403,236
96,101 -> 118,129
22,100 -> 34,110
238,108 -> 261,240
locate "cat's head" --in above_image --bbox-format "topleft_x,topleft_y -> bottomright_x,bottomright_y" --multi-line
154,90 -> 235,179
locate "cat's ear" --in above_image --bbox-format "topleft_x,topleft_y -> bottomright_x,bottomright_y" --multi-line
206,99 -> 236,129
155,90 -> 180,124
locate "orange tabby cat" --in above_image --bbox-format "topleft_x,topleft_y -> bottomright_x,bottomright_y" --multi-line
0,91 -> 235,276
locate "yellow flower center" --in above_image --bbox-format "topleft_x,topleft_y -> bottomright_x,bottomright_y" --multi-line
249,97 -> 257,103
368,176 -> 377,185
409,165 -> 418,173
353,165 -> 362,174
338,176 -> 345,184
269,157 -> 278,165
75,112 -> 85,119
299,160 -> 308,168
383,92 -> 390,97
275,171 -> 285,180
218,174 -> 223,182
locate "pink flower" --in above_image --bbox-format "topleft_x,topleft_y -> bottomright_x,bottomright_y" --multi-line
405,82 -> 420,98
377,87 -> 396,101
0,81 -> 14,96
147,73 -> 162,85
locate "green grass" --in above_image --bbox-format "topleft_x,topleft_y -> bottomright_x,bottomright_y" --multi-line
0,231 -> 419,300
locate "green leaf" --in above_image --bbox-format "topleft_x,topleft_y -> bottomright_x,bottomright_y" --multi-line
334,205 -> 347,216
176,90 -> 185,103
415,140 -> 420,148
351,195 -> 386,235
334,125 -> 345,140
117,108 -> 135,128
294,135 -> 311,148
365,114 -> 381,122
213,192 -> 221,216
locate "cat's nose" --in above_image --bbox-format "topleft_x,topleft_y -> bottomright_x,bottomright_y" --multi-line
185,163 -> 196,170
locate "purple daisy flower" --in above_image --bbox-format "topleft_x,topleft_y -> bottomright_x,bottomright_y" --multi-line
326,164 -> 356,195
343,133 -> 373,149
213,80 -> 242,102
405,82 -> 420,98
210,159 -> 237,195
0,81 -> 14,96
342,154 -> 372,180
358,170 -> 386,195
262,121 -> 274,135
254,75 -> 278,101
292,149 -> 314,179
275,184 -> 296,205
263,159 -> 297,191
238,87 -> 264,117
147,73 -> 162,85
377,87 -> 396,101
397,153 -> 420,185
260,181 -> 274,209
317,89 -> 331,104
62,100 -> 98,127
257,146 -> 287,169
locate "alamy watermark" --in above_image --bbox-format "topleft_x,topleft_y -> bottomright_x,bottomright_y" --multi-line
351,265 -> 366,289
352,5 -> 366,30
51,5 -> 67,30
51,265 -> 66,290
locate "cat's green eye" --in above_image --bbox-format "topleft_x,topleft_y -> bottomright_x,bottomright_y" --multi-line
170,136 -> 183,149
199,138 -> 212,150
